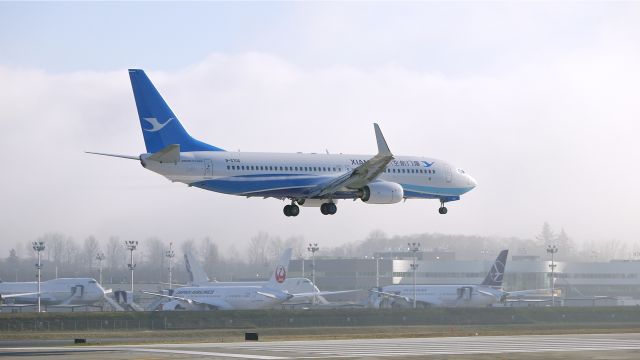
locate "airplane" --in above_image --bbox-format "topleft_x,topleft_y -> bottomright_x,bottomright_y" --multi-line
0,278 -> 109,307
183,252 -> 350,305
88,69 -> 477,216
146,248 -> 344,310
369,250 -> 530,308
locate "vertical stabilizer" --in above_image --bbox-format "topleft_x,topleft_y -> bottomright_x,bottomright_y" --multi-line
269,248 -> 292,285
128,69 -> 224,153
184,253 -> 210,285
481,250 -> 508,288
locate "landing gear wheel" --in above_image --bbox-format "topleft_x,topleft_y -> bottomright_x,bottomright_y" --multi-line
320,202 -> 337,215
284,204 -> 300,217
438,206 -> 448,214
328,202 -> 337,215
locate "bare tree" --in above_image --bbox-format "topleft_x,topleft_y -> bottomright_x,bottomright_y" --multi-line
82,236 -> 100,272
247,232 -> 269,266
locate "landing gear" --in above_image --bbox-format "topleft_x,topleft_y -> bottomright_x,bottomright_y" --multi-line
320,202 -> 337,215
438,201 -> 448,215
283,203 -> 300,217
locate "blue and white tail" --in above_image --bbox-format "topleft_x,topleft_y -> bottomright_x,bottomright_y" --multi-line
481,249 -> 508,288
269,248 -> 292,285
128,69 -> 224,153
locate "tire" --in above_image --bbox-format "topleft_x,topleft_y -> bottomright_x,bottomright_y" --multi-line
283,205 -> 291,217
290,204 -> 300,216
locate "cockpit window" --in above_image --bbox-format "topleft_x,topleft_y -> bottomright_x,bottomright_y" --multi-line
89,280 -> 96,284
457,169 -> 466,174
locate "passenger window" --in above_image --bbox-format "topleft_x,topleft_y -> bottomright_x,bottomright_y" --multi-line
241,166 -> 245,170
295,166 -> 298,171
226,165 -> 230,170
279,166 -> 283,171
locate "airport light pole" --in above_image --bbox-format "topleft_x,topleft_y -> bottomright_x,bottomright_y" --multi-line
547,244 -> 558,306
408,242 -> 420,309
374,255 -> 384,288
32,241 -> 45,313
125,240 -> 138,293
165,242 -> 175,290
96,252 -> 105,285
307,243 -> 319,305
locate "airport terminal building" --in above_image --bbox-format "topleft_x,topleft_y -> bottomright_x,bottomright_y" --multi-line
289,252 -> 640,300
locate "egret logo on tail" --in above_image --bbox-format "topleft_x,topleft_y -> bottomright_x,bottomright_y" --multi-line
143,117 -> 174,132
275,265 -> 286,283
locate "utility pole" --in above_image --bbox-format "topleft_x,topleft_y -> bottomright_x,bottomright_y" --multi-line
307,243 -> 319,305
547,244 -> 558,306
32,241 -> 45,313
96,252 -> 105,285
165,242 -> 175,290
125,241 -> 138,293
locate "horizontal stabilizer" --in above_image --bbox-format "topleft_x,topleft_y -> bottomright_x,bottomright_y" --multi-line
148,144 -> 180,163
85,151 -> 139,160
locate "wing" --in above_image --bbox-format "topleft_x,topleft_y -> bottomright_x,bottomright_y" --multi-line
308,123 -> 394,198
143,291 -> 232,310
0,292 -> 40,299
290,290 -> 360,298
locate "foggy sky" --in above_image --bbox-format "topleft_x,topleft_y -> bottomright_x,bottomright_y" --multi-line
1,2 -> 639,256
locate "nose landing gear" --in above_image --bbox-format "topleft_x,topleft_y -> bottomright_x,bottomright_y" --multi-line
438,201 -> 448,215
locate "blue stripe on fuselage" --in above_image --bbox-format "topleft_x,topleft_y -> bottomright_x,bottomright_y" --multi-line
191,174 -> 333,197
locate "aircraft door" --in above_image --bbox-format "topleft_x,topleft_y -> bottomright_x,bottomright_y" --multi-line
445,165 -> 452,183
204,159 -> 213,177
456,286 -> 473,301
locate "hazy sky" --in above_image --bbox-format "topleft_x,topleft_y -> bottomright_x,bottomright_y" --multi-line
1,2 -> 639,256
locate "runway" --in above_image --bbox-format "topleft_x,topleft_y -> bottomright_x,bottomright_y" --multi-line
2,333 -> 640,359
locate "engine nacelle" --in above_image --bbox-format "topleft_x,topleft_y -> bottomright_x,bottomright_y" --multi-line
361,182 -> 404,204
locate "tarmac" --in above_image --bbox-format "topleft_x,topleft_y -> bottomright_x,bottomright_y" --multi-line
2,333 -> 640,359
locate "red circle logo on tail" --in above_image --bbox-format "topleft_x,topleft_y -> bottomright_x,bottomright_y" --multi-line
275,265 -> 286,283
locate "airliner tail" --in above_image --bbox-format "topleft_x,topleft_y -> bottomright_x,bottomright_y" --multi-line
128,69 -> 224,153
481,249 -> 508,288
269,248 -> 292,285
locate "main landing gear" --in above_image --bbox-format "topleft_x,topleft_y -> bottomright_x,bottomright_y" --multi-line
283,203 -> 300,217
320,202 -> 337,215
438,201 -> 448,215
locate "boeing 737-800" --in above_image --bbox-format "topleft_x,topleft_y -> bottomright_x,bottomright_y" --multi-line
89,69 -> 477,216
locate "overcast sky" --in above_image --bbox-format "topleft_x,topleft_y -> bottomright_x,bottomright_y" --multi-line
1,2 -> 639,256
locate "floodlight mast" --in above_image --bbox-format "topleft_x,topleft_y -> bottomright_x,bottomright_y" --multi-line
408,242 -> 421,309
165,242 -> 175,290
32,241 -> 45,313
125,241 -> 138,293
96,252 -> 106,285
307,243 -> 319,305
547,244 -> 558,306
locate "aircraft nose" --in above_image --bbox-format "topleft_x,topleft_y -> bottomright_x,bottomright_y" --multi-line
468,175 -> 477,188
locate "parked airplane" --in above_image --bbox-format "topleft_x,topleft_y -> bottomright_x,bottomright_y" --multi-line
147,248 -> 342,310
0,278 -> 108,307
370,250 -> 520,308
88,69 -> 477,216
184,252 -> 345,305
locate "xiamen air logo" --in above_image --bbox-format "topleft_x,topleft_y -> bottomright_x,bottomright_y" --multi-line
421,161 -> 435,168
275,265 -> 286,283
491,261 -> 505,282
143,117 -> 174,132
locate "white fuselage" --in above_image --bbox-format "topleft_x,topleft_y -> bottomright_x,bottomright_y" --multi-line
374,284 -> 502,308
162,285 -> 291,311
142,152 -> 476,200
0,278 -> 106,306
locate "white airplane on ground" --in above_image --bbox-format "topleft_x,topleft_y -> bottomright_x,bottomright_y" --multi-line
369,250 -> 538,308
88,69 -> 477,216
183,252 -> 349,305
147,248 -> 343,310
0,278 -> 108,307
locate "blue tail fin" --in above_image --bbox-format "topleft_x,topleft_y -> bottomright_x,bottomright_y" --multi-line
481,249 -> 508,288
128,69 -> 224,153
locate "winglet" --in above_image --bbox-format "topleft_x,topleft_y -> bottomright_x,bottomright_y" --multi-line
374,123 -> 392,156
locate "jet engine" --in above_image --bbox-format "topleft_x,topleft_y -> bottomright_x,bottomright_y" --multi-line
360,182 -> 404,204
